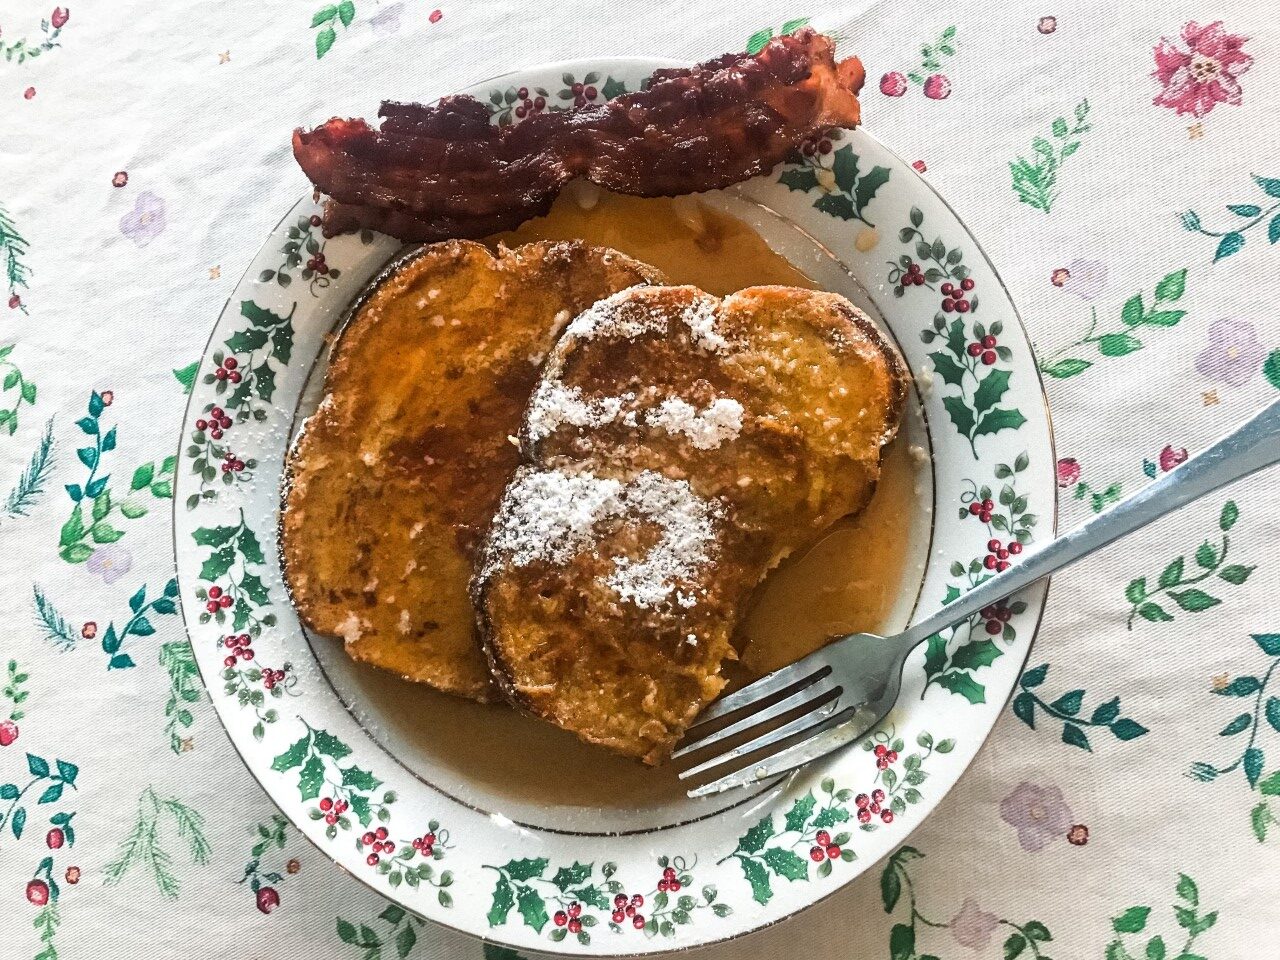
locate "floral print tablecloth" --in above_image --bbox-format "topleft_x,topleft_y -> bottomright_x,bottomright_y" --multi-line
2,1 -> 1278,958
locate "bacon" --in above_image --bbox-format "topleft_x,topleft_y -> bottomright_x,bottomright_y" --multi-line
293,29 -> 865,242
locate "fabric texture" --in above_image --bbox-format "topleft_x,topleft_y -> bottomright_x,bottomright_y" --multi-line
1,1 -> 1278,958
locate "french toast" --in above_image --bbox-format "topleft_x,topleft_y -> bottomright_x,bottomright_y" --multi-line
281,239 -> 665,701
473,285 -> 907,761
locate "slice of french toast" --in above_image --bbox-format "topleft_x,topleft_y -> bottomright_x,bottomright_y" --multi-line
474,285 -> 908,760
281,239 -> 665,701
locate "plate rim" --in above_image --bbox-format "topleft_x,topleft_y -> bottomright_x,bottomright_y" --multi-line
172,54 -> 1060,957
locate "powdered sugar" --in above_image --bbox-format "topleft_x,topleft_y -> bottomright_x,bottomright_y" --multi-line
564,288 -> 731,353
485,468 -> 719,610
526,381 -> 633,442
646,397 -> 743,450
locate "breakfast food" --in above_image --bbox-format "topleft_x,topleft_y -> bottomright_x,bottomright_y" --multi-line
281,239 -> 665,701
293,29 -> 865,242
474,285 -> 907,762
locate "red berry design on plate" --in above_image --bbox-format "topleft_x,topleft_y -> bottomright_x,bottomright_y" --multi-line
855,793 -> 869,808
881,809 -> 895,824
879,71 -> 908,97
256,886 -> 280,914
633,914 -> 646,929
26,879 -> 49,906
553,910 -> 568,927
362,832 -> 376,845
826,844 -> 841,859
614,893 -> 627,909
815,829 -> 831,846
872,789 -> 885,803
366,853 -> 379,866
857,807 -> 872,823
568,919 -> 582,934
923,74 -> 951,99
612,909 -> 626,923
810,845 -> 825,862
375,827 -> 388,840
1008,541 -> 1023,555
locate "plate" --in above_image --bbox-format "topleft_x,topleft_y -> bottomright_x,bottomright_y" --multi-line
174,57 -> 1056,955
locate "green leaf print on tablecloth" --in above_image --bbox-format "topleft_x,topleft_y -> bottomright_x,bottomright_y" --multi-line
311,1 -> 356,59
1105,874 -> 1217,960
160,638 -> 201,754
1189,633 -> 1280,842
0,344 -> 37,435
1012,664 -> 1148,751
1181,174 -> 1280,262
880,846 -> 1055,959
0,202 -> 31,313
1125,501 -> 1253,628
103,786 -> 210,898
238,815 -> 299,913
338,904 -> 427,960
3,417 -> 54,520
59,392 -> 174,563
745,18 -> 810,55
1009,99 -> 1091,214
1040,268 -> 1189,379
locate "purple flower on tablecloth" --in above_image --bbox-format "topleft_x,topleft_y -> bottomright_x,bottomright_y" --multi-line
999,781 -> 1073,852
1054,258 -> 1107,300
369,2 -> 404,35
950,898 -> 999,949
1152,21 -> 1253,119
1195,318 -> 1264,386
119,191 -> 166,247
86,545 -> 132,584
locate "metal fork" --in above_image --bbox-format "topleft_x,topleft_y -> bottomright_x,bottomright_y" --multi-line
676,396 -> 1280,797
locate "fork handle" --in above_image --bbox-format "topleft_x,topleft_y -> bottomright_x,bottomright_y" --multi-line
900,396 -> 1280,649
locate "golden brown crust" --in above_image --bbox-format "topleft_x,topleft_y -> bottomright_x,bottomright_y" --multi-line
474,285 -> 907,759
281,239 -> 665,701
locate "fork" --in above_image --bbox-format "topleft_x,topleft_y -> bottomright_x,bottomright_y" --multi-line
676,396 -> 1280,797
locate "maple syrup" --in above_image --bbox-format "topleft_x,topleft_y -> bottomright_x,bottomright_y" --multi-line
309,189 -> 926,824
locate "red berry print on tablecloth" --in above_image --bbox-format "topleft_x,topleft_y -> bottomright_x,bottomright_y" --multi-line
1038,16 -> 1057,35
1152,21 -> 1253,120
0,203 -> 33,317
1067,823 -> 1089,845
111,171 -> 129,188
1009,99 -> 1091,214
911,159 -> 927,173
239,815 -> 300,913
879,26 -> 956,99
483,855 -> 727,944
428,8 -> 442,24
23,87 -> 36,99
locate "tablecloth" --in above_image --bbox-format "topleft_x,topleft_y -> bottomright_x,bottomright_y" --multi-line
2,1 -> 1278,957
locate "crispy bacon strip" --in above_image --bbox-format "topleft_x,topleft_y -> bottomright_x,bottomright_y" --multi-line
293,29 -> 865,241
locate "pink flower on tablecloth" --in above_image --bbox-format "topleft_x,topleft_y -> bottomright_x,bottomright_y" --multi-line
86,545 -> 132,584
119,191 -> 166,247
1056,457 -> 1081,488
1159,445 -> 1188,471
1152,21 -> 1253,118
1195,318 -> 1264,386
951,898 -> 999,949
999,781 -> 1073,852
1056,258 -> 1107,300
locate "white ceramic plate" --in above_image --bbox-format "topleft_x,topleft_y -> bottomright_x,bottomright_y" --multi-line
174,58 -> 1055,956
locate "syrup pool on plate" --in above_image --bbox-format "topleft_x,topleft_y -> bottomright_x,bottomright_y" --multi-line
299,189 -> 931,831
